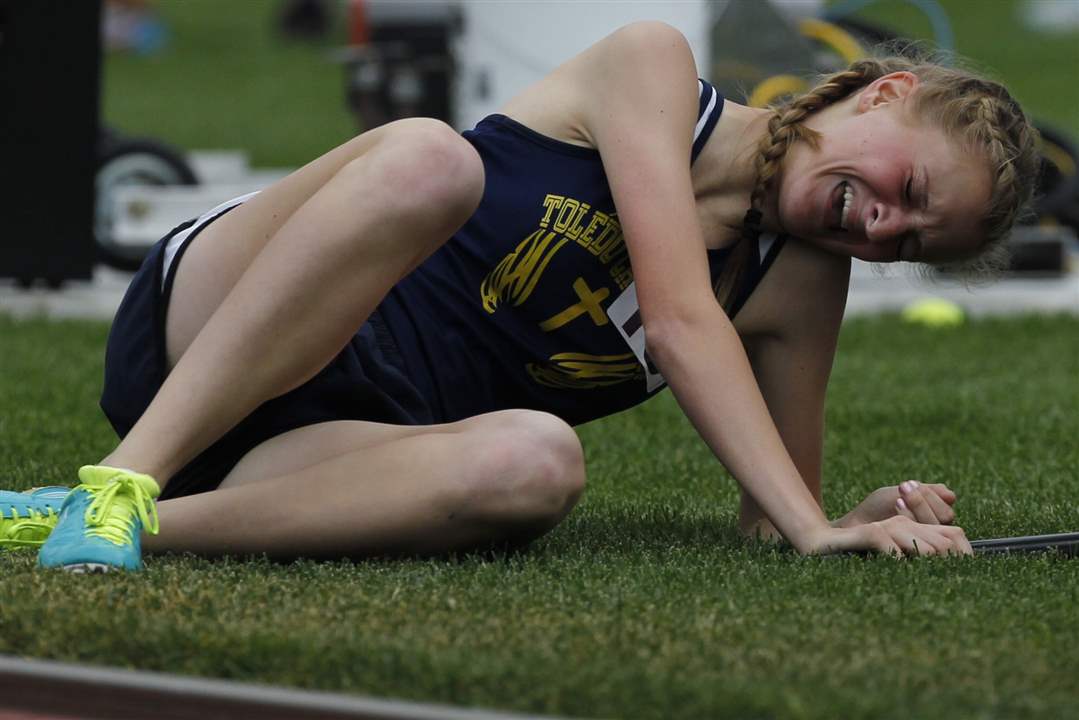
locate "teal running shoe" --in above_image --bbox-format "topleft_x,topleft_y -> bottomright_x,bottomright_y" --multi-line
38,466 -> 160,573
0,487 -> 70,550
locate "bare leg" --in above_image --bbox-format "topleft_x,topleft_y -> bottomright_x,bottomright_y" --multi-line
98,119 -> 484,486
142,410 -> 586,558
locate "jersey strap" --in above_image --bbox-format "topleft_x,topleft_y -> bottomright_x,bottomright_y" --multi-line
604,232 -> 788,393
692,79 -> 724,163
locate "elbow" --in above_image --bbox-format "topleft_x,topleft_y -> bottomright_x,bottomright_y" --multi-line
640,312 -> 704,367
637,283 -> 729,368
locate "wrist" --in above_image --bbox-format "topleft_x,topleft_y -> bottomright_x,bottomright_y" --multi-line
738,494 -> 831,554
798,524 -> 855,556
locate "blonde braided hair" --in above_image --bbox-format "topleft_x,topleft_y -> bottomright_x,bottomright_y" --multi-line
715,53 -> 1039,309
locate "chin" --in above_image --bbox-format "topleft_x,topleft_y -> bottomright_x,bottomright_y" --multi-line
805,236 -> 864,260
775,199 -> 820,240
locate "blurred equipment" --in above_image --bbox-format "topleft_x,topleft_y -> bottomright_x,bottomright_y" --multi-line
94,127 -> 199,272
338,0 -> 459,130
1032,124 -> 1079,237
338,1 -> 713,132
1007,120 -> 1079,276
453,2 -> 710,131
277,0 -> 332,42
0,0 -> 102,288
710,0 -> 818,107
823,0 -> 955,52
95,149 -> 289,268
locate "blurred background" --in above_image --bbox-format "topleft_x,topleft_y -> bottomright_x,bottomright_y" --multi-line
98,0 -> 1079,163
1,0 -> 1077,309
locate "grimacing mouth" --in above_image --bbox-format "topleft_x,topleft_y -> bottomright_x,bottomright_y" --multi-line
829,180 -> 851,233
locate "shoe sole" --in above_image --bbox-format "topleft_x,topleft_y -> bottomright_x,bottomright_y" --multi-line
63,563 -> 114,574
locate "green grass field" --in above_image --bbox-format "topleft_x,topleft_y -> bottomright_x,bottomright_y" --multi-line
1,313 -> 1078,719
6,1 -> 1076,718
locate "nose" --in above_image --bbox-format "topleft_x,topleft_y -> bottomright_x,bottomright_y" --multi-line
865,202 -> 910,243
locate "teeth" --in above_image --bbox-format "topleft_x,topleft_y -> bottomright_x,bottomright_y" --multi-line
840,183 -> 854,230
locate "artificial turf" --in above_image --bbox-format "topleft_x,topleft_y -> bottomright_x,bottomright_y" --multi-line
1,312 -> 1077,719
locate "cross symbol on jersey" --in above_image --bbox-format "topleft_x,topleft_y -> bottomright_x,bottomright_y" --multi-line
538,277 -> 610,332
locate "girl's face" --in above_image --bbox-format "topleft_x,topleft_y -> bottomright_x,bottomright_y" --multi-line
774,74 -> 992,263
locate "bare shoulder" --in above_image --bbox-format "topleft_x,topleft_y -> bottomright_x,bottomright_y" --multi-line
733,238 -> 852,343
498,22 -> 697,149
576,20 -> 696,80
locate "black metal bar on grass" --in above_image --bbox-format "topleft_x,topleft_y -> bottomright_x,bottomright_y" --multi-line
970,531 -> 1079,556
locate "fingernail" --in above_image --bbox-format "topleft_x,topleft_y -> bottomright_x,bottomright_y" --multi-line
901,481 -> 914,493
910,480 -> 921,489
896,498 -> 907,511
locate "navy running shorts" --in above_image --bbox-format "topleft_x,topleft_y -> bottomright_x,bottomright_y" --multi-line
100,199 -> 434,500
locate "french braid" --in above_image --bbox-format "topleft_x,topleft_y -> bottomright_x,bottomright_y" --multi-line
715,53 -> 1039,309
748,64 -> 879,211
714,63 -> 879,312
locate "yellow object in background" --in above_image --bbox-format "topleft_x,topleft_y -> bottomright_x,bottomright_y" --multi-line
901,298 -> 966,328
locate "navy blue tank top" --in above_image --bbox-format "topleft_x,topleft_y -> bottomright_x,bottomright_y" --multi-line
377,80 -> 785,425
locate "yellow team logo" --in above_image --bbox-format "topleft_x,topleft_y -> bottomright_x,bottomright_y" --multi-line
481,194 -> 643,391
481,229 -> 568,313
527,352 -> 642,389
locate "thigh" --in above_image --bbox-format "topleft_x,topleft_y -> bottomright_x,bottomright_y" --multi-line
153,410 -> 585,558
164,123 -> 401,370
218,415 -> 489,490
219,408 -> 585,499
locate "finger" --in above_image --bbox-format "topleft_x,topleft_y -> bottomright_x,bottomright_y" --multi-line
894,496 -> 917,521
940,525 -> 974,556
863,522 -> 904,558
928,483 -> 957,505
905,521 -> 960,557
875,536 -> 904,559
921,525 -> 970,557
908,534 -> 943,557
894,532 -> 930,557
922,490 -> 956,525
900,481 -> 942,525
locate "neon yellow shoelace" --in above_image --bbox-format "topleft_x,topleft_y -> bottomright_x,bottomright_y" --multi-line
82,475 -> 160,545
0,507 -> 58,548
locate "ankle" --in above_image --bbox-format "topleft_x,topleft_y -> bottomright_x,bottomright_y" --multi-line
97,456 -> 167,486
79,465 -> 162,499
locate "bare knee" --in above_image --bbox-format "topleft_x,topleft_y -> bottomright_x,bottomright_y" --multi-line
340,118 -> 484,245
453,410 -> 586,530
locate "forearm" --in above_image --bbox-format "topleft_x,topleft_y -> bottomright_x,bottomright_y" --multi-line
735,331 -> 831,540
647,312 -> 829,553
738,456 -> 821,538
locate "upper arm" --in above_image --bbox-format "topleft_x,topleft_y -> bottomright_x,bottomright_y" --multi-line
576,23 -> 716,334
740,240 -> 851,491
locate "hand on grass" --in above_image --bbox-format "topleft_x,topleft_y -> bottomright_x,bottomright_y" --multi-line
835,482 -> 957,528
811,515 -> 973,557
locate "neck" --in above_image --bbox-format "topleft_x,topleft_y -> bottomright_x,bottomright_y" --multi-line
693,102 -> 778,246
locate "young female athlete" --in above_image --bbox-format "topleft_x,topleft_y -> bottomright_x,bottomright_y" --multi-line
5,22 -> 1039,571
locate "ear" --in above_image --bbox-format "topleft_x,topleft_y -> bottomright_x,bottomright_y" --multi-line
855,71 -> 919,112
